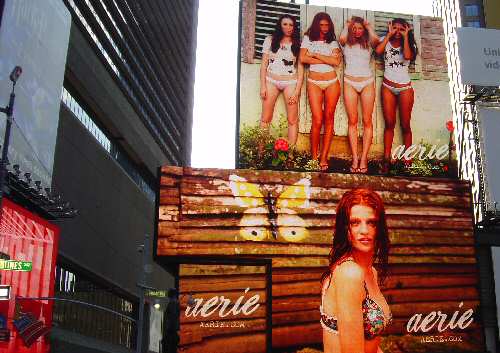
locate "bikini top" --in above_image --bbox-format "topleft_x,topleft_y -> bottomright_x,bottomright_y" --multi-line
320,260 -> 392,340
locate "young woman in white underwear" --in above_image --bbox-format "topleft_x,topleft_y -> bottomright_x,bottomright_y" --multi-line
375,18 -> 418,174
260,14 -> 304,146
339,17 -> 380,174
299,12 -> 342,171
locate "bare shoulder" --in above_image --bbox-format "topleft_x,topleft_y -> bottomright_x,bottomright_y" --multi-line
333,260 -> 364,283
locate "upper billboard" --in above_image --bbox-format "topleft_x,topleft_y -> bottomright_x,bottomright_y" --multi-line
456,27 -> 500,87
238,2 -> 456,178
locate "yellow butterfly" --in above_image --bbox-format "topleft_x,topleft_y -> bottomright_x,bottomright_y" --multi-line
229,174 -> 310,242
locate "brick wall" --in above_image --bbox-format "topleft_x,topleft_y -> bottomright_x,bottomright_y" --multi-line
420,17 -> 449,81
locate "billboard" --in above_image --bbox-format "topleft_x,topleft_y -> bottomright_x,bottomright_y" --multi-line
0,198 -> 60,353
238,2 -> 456,178
0,0 -> 70,186
156,166 -> 485,353
456,27 -> 500,87
477,104 -> 500,214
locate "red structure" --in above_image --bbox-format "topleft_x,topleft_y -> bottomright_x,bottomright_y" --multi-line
0,198 -> 60,353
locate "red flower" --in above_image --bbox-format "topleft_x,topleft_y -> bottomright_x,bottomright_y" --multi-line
274,138 -> 289,152
446,120 -> 454,132
443,165 -> 449,172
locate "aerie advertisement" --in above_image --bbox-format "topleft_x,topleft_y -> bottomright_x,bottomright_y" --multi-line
156,166 -> 485,353
238,1 -> 456,178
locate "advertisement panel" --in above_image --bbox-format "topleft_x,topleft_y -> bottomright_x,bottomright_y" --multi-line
0,198 -> 60,353
477,105 -> 500,213
156,166 -> 485,353
456,27 -> 500,87
238,2 -> 455,178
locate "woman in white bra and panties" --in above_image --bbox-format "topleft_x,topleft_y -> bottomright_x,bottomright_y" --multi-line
339,17 -> 380,174
375,18 -> 418,174
299,12 -> 342,171
260,15 -> 304,146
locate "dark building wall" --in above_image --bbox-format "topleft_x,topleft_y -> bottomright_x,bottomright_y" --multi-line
53,104 -> 172,297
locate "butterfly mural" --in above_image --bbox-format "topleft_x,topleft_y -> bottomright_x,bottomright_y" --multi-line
229,174 -> 311,242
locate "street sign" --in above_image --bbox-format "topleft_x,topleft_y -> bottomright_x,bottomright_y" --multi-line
0,259 -> 32,271
145,290 -> 167,298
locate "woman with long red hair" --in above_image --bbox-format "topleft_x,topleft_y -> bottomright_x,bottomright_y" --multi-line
300,12 -> 342,171
320,189 -> 392,353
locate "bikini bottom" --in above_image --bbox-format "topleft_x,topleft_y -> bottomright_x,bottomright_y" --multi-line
382,82 -> 412,95
266,76 -> 297,91
344,77 -> 374,93
307,77 -> 338,91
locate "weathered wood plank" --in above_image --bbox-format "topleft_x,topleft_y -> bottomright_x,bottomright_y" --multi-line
179,332 -> 267,353
180,264 -> 266,276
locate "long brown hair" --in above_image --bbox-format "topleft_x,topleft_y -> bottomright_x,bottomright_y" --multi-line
271,14 -> 301,57
346,16 -> 369,49
321,188 -> 390,286
305,12 -> 336,43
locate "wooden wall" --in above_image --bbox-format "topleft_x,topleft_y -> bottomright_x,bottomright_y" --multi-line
157,166 -> 485,352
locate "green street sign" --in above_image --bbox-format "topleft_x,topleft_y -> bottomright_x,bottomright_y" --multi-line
145,290 -> 167,298
0,260 -> 32,272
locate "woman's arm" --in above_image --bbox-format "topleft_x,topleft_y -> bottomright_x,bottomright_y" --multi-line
260,53 -> 269,99
334,262 -> 365,353
401,24 -> 415,60
338,21 -> 350,46
364,20 -> 380,48
299,47 -> 324,65
312,48 -> 342,67
375,21 -> 395,55
289,60 -> 305,105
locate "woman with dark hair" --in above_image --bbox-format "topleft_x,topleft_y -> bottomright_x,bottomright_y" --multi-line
375,18 -> 419,174
260,14 -> 304,146
320,188 -> 392,353
339,17 -> 380,174
299,12 -> 342,171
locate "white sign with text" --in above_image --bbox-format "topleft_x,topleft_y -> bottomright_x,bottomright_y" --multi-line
456,27 -> 500,86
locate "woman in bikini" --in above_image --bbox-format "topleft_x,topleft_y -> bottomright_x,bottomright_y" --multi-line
375,18 -> 418,174
260,14 -> 304,147
320,188 -> 392,353
300,12 -> 342,171
338,17 -> 380,174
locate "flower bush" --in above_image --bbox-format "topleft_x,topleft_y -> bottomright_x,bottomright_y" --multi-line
239,115 -> 320,171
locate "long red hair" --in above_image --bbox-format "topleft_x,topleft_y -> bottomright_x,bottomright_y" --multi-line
321,188 -> 390,286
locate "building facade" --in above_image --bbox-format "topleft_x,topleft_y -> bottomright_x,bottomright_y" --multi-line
433,0 -> 500,352
0,0 -> 199,352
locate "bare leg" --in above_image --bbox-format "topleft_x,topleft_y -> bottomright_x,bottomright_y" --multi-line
398,87 -> 414,151
343,81 -> 360,172
359,82 -> 376,171
259,81 -> 281,153
307,81 -> 324,160
283,83 -> 299,146
320,80 -> 341,168
381,85 -> 398,160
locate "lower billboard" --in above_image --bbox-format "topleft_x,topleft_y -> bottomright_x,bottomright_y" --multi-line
156,166 -> 485,353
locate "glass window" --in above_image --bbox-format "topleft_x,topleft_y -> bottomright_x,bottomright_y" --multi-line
466,21 -> 481,28
464,4 -> 479,17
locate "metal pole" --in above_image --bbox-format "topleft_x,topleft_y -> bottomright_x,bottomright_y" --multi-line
0,88 -> 16,207
136,233 -> 150,353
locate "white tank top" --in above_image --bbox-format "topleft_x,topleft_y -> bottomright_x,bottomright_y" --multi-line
342,43 -> 372,78
301,35 -> 339,73
382,37 -> 411,84
262,36 -> 297,76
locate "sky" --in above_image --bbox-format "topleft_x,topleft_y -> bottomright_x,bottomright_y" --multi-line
191,0 -> 434,168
